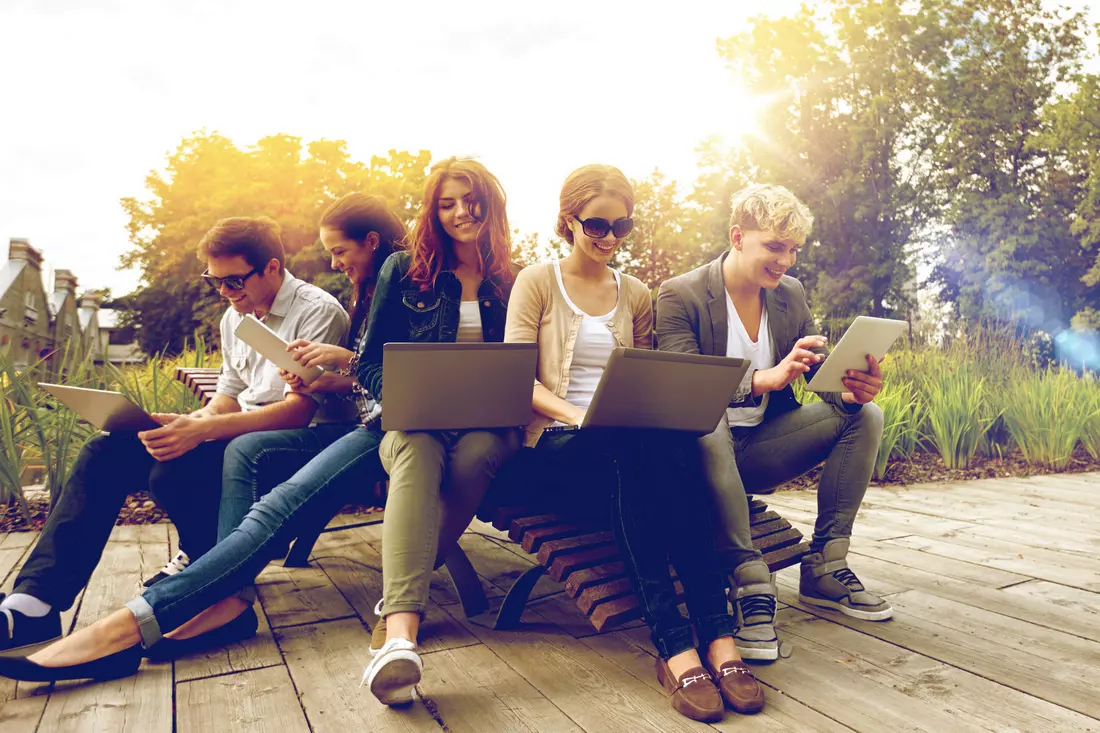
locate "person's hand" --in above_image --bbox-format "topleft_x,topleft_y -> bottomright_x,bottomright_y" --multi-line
280,368 -> 339,395
571,408 -> 587,427
148,412 -> 183,426
756,336 -> 827,393
842,353 -> 884,404
138,415 -> 210,462
286,339 -> 353,371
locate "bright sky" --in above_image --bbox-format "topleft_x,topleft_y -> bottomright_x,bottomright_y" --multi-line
0,0 -> 1095,299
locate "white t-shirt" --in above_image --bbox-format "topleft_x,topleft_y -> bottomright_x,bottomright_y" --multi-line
552,262 -> 619,426
457,301 -> 484,343
725,290 -> 775,427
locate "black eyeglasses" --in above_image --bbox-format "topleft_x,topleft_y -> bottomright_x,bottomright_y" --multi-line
201,266 -> 262,291
575,216 -> 634,240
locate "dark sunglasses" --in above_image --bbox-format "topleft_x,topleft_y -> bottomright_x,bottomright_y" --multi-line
575,216 -> 634,239
201,266 -> 262,291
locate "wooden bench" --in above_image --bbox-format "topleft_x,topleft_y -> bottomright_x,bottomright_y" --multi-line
172,367 -> 492,619
483,498 -> 809,631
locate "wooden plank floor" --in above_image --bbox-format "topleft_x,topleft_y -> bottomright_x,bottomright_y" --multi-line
1,472 -> 1098,732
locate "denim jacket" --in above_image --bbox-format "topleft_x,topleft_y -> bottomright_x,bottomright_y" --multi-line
356,250 -> 512,401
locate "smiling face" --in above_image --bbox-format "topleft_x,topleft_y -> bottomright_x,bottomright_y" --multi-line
437,177 -> 481,245
731,226 -> 801,290
320,226 -> 377,286
206,254 -> 281,314
568,194 -> 630,266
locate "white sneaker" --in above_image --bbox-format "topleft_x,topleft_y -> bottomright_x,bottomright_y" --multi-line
143,550 -> 190,587
362,637 -> 422,706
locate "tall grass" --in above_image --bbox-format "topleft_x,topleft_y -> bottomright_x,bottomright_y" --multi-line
1002,368 -> 1096,469
873,378 -> 924,480
0,337 -> 220,522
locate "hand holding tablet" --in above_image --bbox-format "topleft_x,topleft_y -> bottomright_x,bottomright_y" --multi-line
806,316 -> 907,393
234,314 -> 324,385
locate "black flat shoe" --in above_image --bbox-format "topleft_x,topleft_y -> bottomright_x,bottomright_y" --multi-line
0,644 -> 141,682
144,605 -> 259,662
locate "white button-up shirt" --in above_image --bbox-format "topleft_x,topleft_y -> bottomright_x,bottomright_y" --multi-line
216,270 -> 356,423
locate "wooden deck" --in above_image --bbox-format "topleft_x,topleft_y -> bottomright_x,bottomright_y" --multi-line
1,472 -> 1098,732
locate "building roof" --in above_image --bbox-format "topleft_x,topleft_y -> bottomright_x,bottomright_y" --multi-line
0,260 -> 27,303
49,290 -> 69,318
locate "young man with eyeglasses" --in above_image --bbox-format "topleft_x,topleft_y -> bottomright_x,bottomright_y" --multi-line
0,216 -> 355,653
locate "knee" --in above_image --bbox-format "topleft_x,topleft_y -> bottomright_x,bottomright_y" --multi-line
385,431 -> 444,467
852,401 -> 884,438
223,433 -> 266,473
453,430 -> 519,476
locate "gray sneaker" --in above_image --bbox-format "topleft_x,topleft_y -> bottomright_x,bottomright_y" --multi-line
729,559 -> 779,661
799,539 -> 893,621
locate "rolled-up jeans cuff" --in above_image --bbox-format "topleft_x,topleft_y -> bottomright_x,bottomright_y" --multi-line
125,596 -> 163,648
695,613 -> 737,648
652,624 -> 696,661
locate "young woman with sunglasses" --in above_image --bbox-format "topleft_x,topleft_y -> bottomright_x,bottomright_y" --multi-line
356,157 -> 520,706
501,164 -> 764,723
0,198 -> 406,683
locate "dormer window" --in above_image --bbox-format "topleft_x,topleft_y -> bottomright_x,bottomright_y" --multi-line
24,291 -> 37,322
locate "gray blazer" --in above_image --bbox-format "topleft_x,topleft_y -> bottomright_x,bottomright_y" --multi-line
656,251 -> 850,415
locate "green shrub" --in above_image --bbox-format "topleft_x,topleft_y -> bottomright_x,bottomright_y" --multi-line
874,378 -> 924,480
919,365 -> 997,469
1001,368 -> 1092,470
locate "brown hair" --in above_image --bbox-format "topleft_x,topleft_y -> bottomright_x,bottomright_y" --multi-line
197,216 -> 285,273
406,157 -> 513,290
555,164 -> 634,244
320,193 -> 407,322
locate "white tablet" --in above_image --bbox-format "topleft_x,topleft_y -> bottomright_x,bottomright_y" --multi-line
806,316 -> 908,393
234,314 -> 325,385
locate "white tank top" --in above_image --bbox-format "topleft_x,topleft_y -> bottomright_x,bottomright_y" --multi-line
551,262 -> 619,425
457,301 -> 484,343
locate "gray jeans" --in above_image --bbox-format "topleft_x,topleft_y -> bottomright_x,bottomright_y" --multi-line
699,401 -> 884,569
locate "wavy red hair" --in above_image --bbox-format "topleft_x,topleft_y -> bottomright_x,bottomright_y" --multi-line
406,157 -> 513,289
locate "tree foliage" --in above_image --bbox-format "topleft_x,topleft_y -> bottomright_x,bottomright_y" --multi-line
118,132 -> 429,354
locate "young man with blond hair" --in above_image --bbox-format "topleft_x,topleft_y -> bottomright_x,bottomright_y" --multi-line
656,184 -> 890,662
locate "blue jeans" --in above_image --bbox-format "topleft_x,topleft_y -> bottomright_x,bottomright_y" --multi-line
126,426 -> 385,646
219,423 -> 357,541
519,428 -> 736,660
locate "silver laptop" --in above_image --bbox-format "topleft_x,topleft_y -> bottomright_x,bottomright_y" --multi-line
581,348 -> 749,433
381,343 -> 537,431
39,383 -> 160,432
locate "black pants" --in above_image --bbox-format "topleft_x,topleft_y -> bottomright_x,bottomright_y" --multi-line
14,432 -> 227,610
508,428 -> 736,659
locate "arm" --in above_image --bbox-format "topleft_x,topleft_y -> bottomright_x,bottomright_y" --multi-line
139,393 -> 319,462
654,283 -> 699,355
505,267 -> 585,427
632,283 -> 654,350
357,253 -> 403,401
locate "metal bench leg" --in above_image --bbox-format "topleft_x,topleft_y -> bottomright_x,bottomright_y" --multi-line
493,565 -> 547,630
442,544 -> 490,618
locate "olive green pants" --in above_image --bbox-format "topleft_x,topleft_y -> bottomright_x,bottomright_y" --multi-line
378,428 -> 520,617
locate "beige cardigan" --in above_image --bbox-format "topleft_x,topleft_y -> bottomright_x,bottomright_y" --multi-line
504,262 -> 653,447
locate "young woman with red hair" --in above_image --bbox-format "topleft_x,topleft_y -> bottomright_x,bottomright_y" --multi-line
356,157 -> 520,706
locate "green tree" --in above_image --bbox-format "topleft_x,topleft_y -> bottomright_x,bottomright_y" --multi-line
717,0 -> 934,325
925,0 -> 1091,330
119,132 -> 429,353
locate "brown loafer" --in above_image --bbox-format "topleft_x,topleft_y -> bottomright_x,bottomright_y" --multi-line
655,659 -> 724,723
706,659 -> 765,713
